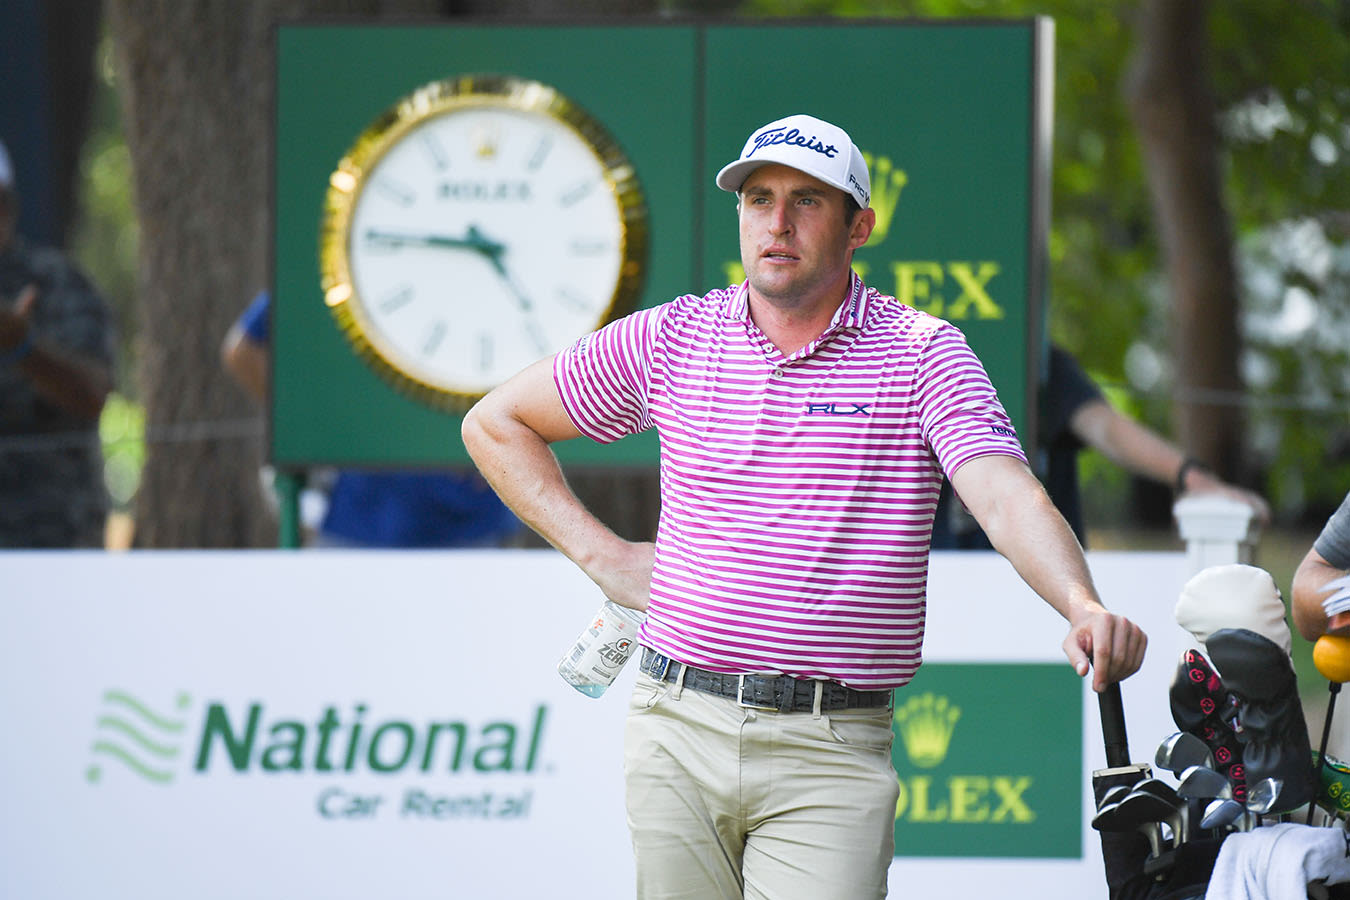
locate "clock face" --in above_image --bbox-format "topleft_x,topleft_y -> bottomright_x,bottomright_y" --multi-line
320,75 -> 648,410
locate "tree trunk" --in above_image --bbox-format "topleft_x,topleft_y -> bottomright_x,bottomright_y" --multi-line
1125,0 -> 1247,481
107,0 -> 441,547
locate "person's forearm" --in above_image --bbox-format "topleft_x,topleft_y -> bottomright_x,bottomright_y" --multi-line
1072,400 -> 1272,525
953,455 -> 1145,688
1292,549 -> 1341,641
460,358 -> 629,575
1073,401 -> 1183,485
11,341 -> 111,421
977,475 -> 1103,624
465,409 -> 618,567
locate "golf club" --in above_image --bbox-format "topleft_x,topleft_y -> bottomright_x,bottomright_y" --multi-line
1097,783 -> 1132,812
1156,731 -> 1215,776
1176,764 -> 1233,802
1245,776 -> 1283,831
1092,797 -> 1159,855
1200,797 -> 1245,830
1132,778 -> 1189,844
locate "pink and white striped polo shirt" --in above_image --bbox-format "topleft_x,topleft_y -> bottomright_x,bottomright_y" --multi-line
553,275 -> 1025,689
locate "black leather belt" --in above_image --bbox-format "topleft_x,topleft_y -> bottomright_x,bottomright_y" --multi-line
638,648 -> 893,712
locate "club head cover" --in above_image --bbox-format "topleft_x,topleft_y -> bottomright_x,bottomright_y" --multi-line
1205,627 -> 1315,812
1175,564 -> 1292,656
1168,648 -> 1248,800
1206,627 -> 1295,700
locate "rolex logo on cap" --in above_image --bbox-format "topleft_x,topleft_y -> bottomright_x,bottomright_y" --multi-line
715,113 -> 871,209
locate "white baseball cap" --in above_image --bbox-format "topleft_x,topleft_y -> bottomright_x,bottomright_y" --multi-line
716,114 -> 870,209
0,139 -> 12,189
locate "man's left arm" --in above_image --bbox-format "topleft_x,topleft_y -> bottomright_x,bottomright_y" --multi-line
949,453 -> 1147,691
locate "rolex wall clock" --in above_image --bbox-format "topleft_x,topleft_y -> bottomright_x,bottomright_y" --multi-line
319,74 -> 649,411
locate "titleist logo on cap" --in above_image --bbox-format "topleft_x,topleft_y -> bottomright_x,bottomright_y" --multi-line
748,126 -> 840,160
715,114 -> 872,210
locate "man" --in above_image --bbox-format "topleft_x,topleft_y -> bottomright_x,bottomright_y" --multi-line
0,138 -> 114,547
463,114 -> 1146,899
932,344 -> 1272,549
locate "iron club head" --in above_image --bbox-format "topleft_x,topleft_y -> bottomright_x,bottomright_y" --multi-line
1156,731 -> 1215,776
1176,764 -> 1234,802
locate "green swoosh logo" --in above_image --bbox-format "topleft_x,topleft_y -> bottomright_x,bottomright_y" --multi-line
87,690 -> 191,786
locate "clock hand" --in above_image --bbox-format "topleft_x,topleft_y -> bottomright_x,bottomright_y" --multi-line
468,231 -> 547,352
366,225 -> 540,325
466,228 -> 538,317
363,228 -> 506,257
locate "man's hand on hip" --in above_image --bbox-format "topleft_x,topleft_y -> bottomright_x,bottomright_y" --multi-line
587,540 -> 656,613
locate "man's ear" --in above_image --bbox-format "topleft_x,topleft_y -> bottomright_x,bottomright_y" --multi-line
849,207 -> 877,250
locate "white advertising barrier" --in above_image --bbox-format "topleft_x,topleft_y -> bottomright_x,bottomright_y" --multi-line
0,549 -> 1193,899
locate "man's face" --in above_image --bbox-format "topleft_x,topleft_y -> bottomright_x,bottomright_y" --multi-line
737,163 -> 874,310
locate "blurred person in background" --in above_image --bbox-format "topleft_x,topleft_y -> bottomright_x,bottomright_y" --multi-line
931,343 -> 1270,550
0,137 -> 114,548
221,289 -> 521,548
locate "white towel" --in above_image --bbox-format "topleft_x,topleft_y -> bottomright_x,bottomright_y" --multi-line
1205,823 -> 1350,899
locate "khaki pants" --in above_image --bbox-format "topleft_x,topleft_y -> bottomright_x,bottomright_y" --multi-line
623,670 -> 900,900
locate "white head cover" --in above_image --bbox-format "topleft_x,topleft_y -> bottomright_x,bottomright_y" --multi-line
715,114 -> 871,210
0,139 -> 13,190
1175,563 -> 1292,656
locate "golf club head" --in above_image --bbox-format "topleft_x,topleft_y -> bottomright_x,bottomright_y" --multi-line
1177,764 -> 1234,801
1201,797 -> 1245,830
1097,783 -> 1131,813
1156,730 -> 1214,776
1246,777 -> 1283,815
1117,789 -> 1185,850
1132,777 -> 1183,807
1091,798 -> 1125,832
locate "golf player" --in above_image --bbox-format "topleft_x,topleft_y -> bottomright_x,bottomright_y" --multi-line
463,113 -> 1147,899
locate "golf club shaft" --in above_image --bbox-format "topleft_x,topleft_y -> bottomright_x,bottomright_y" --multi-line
1309,682 -> 1341,825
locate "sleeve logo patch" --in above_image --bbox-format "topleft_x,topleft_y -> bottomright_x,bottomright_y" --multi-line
990,425 -> 1017,438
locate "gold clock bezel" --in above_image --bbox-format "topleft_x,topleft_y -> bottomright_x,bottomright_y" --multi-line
319,73 -> 649,412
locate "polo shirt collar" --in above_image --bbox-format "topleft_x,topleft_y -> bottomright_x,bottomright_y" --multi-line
721,272 -> 871,328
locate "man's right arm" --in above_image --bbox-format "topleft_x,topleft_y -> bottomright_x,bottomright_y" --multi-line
1292,494 -> 1350,641
461,355 -> 654,611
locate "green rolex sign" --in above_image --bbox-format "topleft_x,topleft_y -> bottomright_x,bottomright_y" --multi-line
273,19 -> 1051,470
891,663 -> 1082,858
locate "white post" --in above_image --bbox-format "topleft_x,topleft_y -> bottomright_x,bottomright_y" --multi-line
1172,494 -> 1261,574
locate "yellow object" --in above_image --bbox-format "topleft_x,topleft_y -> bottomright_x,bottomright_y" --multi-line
1313,634 -> 1350,683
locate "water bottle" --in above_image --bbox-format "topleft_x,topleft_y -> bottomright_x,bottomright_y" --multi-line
557,600 -> 646,698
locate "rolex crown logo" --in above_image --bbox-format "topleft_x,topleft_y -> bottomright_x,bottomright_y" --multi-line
860,152 -> 908,247
474,124 -> 501,160
894,692 -> 960,769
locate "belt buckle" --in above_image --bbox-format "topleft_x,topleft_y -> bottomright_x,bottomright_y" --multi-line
645,650 -> 672,682
736,675 -> 779,711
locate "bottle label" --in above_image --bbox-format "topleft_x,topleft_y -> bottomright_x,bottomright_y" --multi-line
558,602 -> 645,695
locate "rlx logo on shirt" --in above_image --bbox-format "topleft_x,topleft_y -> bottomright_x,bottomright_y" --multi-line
805,403 -> 872,416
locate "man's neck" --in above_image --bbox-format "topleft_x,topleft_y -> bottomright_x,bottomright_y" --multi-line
747,277 -> 851,357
